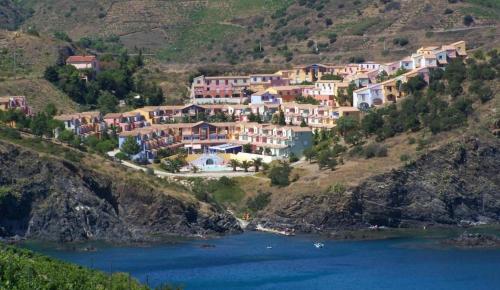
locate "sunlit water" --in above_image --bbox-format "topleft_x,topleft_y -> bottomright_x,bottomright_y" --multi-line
25,232 -> 500,290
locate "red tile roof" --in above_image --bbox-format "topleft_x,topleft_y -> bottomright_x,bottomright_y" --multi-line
66,55 -> 97,63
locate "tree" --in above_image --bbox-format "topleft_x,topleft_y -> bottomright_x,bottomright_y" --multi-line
336,116 -> 359,137
44,103 -> 58,117
30,113 -> 49,137
268,161 -> 291,187
97,91 -> 118,114
317,149 -> 337,171
121,136 -> 141,156
303,147 -> 316,163
300,119 -> 307,127
229,159 -> 240,171
278,109 -> 286,125
463,15 -> 474,26
361,110 -> 383,136
253,158 -> 263,172
243,143 -> 252,153
58,129 -> 75,143
240,160 -> 253,172
44,66 -> 59,83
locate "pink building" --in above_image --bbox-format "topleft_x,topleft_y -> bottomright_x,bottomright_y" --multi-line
190,75 -> 250,104
0,96 -> 32,116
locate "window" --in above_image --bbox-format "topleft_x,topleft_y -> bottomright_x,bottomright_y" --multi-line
216,80 -> 219,85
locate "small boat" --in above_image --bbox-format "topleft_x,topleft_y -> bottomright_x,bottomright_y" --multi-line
266,246 -> 273,249
314,242 -> 324,249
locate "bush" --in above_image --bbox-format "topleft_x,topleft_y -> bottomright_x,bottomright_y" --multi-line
463,15 -> 474,26
364,143 -> 388,159
53,31 -> 72,42
400,154 -> 410,162
267,161 -> 291,187
246,191 -> 272,213
443,8 -> 453,14
393,37 -> 409,46
0,127 -> 21,139
348,56 -> 365,63
115,151 -> 130,160
289,152 -> 299,163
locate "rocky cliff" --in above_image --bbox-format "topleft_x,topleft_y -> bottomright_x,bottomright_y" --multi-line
0,141 -> 241,242
253,136 -> 500,232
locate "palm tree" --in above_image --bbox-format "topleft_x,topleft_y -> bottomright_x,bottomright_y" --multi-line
229,159 -> 240,171
252,158 -> 263,172
240,160 -> 253,172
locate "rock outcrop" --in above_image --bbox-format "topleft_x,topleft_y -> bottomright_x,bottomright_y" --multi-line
252,136 -> 500,232
442,232 -> 500,248
0,142 -> 241,242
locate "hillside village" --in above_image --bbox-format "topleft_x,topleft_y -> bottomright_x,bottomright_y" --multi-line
0,40 -> 478,174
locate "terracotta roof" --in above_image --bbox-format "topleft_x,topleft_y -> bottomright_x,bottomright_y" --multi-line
271,85 -> 312,90
335,107 -> 360,112
54,111 -> 100,121
66,55 -> 96,63
104,113 -> 122,119
204,76 -> 249,80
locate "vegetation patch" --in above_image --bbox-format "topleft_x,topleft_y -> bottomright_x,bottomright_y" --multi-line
0,244 -> 150,289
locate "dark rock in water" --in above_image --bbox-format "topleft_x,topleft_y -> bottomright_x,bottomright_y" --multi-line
200,244 -> 216,248
252,136 -> 500,233
0,141 -> 241,243
442,232 -> 500,248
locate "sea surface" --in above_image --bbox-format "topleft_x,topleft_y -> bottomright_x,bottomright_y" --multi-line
25,232 -> 500,290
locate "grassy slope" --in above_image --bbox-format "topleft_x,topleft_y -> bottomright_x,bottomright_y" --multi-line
0,78 -> 78,113
14,0 -> 500,65
0,243 -> 148,289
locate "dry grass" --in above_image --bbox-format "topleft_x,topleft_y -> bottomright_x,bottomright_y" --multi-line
0,78 -> 78,113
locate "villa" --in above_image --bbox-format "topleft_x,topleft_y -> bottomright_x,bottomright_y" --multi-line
235,122 -> 313,157
54,111 -> 106,137
103,112 -> 149,132
190,75 -> 251,104
0,96 -> 32,116
66,55 -> 100,72
282,103 -> 360,129
353,67 -> 430,108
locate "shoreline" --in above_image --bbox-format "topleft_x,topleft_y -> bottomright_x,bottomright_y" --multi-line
9,223 -> 500,252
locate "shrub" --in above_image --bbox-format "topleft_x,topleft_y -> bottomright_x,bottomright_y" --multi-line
416,138 -> 429,151
349,56 -> 365,63
364,143 -> 388,159
268,161 -> 291,187
400,154 -> 410,162
443,8 -> 453,14
146,168 -> 154,175
53,31 -> 72,42
0,127 -> 21,139
289,152 -> 299,163
349,145 -> 364,157
463,15 -> 474,26
115,151 -> 130,160
408,137 -> 416,145
246,192 -> 272,213
329,183 -> 346,196
393,37 -> 409,46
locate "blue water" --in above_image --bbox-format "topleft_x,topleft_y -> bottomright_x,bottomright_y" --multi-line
27,232 -> 500,290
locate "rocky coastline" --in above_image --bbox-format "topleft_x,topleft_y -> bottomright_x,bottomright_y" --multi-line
251,136 -> 500,235
0,141 -> 241,243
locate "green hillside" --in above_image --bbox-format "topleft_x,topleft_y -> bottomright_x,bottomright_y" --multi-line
0,243 -> 149,289
7,0 -> 499,65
